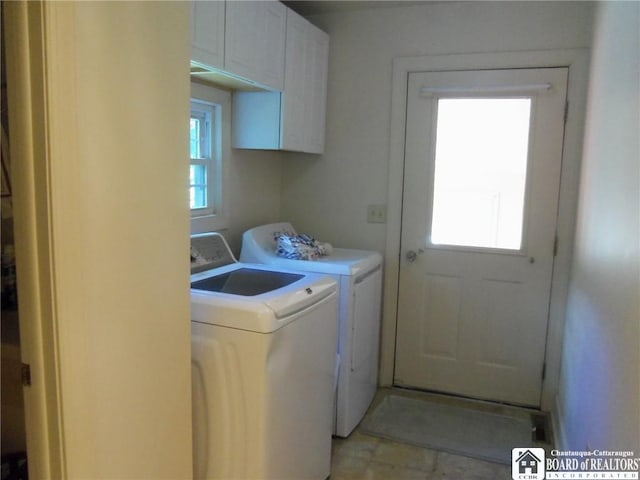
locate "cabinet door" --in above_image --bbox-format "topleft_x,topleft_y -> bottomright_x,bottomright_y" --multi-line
258,1 -> 287,91
225,0 -> 285,91
281,8 -> 308,151
282,10 -> 329,154
191,1 -> 225,69
224,1 -> 257,81
304,26 -> 329,154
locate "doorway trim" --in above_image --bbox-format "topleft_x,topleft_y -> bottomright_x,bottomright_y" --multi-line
381,49 -> 590,411
4,2 -> 66,477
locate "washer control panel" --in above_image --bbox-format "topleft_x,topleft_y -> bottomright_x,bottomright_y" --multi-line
191,233 -> 236,273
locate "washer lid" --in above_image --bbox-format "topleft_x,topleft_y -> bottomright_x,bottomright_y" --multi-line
191,263 -> 337,333
191,268 -> 304,296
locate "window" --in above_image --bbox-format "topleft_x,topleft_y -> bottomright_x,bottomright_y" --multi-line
429,97 -> 532,250
190,101 -> 214,213
190,83 -> 230,233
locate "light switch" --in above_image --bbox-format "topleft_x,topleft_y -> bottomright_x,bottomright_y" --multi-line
367,204 -> 387,224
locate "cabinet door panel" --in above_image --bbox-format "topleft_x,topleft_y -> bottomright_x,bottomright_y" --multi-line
282,9 -> 308,151
305,27 -> 329,154
224,1 -> 257,80
191,1 -> 225,69
225,1 -> 285,91
259,1 -> 286,91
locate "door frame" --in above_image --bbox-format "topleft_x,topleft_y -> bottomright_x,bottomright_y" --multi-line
381,49 -> 590,412
4,2 -> 66,477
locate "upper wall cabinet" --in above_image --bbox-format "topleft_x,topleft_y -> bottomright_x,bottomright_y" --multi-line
191,1 -> 225,70
190,1 -> 286,92
233,9 -> 330,154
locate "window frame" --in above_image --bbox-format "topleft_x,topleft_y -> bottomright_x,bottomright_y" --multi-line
190,100 -> 214,216
190,82 -> 231,233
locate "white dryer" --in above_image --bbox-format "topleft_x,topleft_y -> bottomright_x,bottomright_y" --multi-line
240,222 -> 383,438
191,233 -> 338,480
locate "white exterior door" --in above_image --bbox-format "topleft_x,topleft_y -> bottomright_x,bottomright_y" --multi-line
394,68 -> 568,406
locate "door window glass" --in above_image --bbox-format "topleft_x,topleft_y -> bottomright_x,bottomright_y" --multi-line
430,98 -> 532,250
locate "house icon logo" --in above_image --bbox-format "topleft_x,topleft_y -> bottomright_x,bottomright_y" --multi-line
512,448 -> 545,480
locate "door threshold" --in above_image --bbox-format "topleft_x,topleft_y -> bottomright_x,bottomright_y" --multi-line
391,385 -> 544,411
379,386 -> 553,446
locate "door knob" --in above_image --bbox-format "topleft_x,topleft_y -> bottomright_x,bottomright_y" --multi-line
406,249 -> 424,263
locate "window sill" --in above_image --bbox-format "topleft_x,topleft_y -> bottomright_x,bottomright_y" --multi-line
191,212 -> 228,234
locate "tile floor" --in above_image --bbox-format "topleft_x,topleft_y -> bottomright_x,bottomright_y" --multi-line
330,388 -> 535,479
330,430 -> 513,480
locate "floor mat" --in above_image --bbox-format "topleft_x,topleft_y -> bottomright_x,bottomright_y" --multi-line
360,393 -> 536,464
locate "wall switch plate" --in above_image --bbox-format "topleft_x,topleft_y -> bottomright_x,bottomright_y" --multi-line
367,204 -> 387,224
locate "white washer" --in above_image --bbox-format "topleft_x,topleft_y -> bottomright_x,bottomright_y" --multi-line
190,233 -> 338,480
240,222 -> 383,438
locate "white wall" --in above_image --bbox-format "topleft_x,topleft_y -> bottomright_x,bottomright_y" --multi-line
281,1 -> 594,251
223,148 -> 283,255
557,2 -> 639,452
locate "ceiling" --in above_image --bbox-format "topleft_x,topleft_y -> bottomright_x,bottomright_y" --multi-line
282,1 -> 429,17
